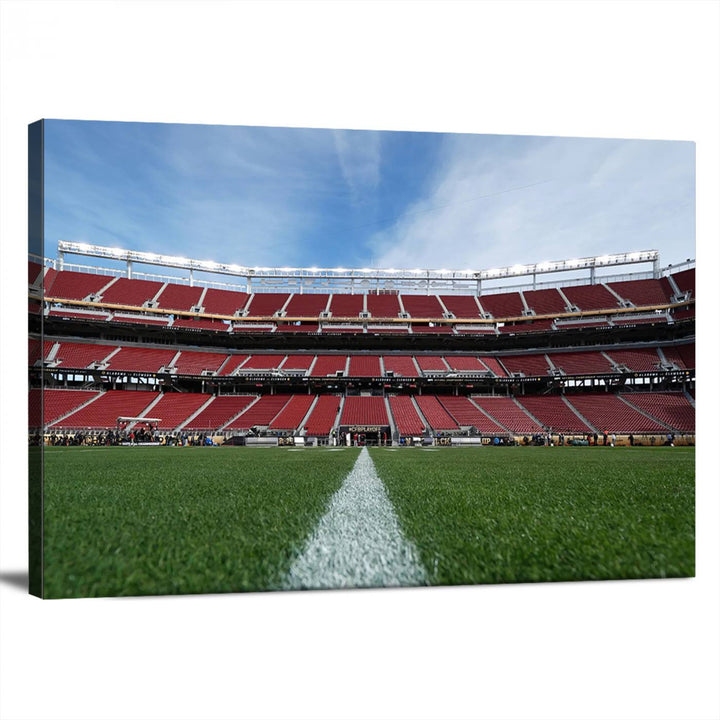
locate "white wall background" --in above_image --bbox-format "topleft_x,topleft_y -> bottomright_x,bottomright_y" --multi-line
1,2 -> 718,719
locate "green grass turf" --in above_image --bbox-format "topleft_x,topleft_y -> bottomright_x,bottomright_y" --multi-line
42,446 -> 360,598
369,446 -> 695,585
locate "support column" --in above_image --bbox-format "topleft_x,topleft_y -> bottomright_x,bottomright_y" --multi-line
127,259 -> 133,279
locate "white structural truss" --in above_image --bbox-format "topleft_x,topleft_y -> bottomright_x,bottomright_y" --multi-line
55,241 -> 664,294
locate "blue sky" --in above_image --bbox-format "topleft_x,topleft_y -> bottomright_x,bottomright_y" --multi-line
43,120 -> 695,279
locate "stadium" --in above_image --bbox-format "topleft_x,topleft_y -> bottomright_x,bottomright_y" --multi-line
29,241 -> 695,597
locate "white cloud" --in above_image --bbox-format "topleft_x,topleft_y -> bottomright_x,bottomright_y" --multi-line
368,135 -> 694,271
333,129 -> 381,202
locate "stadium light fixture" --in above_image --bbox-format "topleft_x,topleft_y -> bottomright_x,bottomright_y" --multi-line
56,242 -> 666,290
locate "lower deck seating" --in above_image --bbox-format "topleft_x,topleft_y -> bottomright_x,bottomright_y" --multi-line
388,396 -> 425,435
29,388 -> 101,427
471,396 -> 543,433
340,397 -> 389,426
226,394 -> 292,429
415,395 -> 458,430
146,393 -> 212,429
565,393 -> 666,433
304,395 -> 342,435
621,392 -> 694,432
184,395 -> 256,430
516,396 -> 593,433
52,390 -> 157,428
438,396 -> 505,433
269,395 -> 315,431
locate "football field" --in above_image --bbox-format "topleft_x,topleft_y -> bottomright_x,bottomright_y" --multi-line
41,445 -> 695,598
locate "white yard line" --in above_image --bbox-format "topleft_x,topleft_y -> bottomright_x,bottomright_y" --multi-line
285,447 -> 428,590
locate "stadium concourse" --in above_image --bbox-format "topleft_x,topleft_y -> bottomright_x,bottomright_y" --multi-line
29,245 -> 695,448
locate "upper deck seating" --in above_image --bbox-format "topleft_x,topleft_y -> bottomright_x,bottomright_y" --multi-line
226,394 -> 292,429
516,396 -> 593,433
29,340 -> 56,366
522,288 -> 568,316
53,342 -> 117,369
415,356 -> 449,373
671,268 -> 695,298
44,270 -> 110,300
382,356 -> 419,377
415,395 -> 459,431
52,390 -> 157,428
478,357 -> 508,377
310,355 -> 348,377
240,355 -> 287,371
282,355 -> 315,372
99,278 -> 163,307
443,356 -> 488,373
608,279 -> 672,307
30,388 -> 101,427
28,261 -> 43,286
438,396 -> 505,433
500,354 -> 551,377
388,396 -> 425,435
328,293 -> 365,318
268,395 -> 315,431
305,395 -> 341,435
348,355 -> 382,377
671,308 -> 695,321
440,295 -> 481,319
366,294 -> 401,318
605,348 -> 662,372
340,396 -> 389,426
147,393 -> 212,429
106,346 -> 177,373
400,294 -> 444,319
245,293 -> 290,316
172,351 -> 228,375
155,283 -> 203,311
565,393 -> 666,433
284,293 -> 330,317
217,355 -> 249,376
471,396 -> 543,433
560,283 -> 619,311
201,288 -> 249,316
184,395 -> 256,431
547,351 -> 615,375
171,318 -> 229,332
478,291 -> 525,318
621,392 -> 694,432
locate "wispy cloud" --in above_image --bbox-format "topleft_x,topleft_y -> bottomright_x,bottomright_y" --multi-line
333,129 -> 381,203
368,135 -> 695,270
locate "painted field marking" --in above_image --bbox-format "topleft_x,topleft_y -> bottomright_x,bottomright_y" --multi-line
285,447 -> 428,590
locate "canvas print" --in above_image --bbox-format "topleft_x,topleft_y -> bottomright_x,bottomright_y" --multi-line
28,120 -> 695,598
